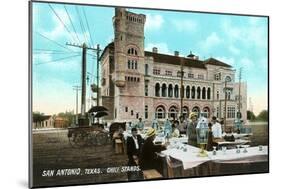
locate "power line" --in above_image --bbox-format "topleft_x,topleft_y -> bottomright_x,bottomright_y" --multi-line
48,3 -> 77,43
64,5 -> 81,44
35,54 -> 80,65
34,51 -> 80,55
33,49 -> 73,53
35,31 -> 75,52
75,6 -> 88,45
82,8 -> 94,47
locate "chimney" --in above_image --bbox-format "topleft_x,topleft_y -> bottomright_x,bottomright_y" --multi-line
174,51 -> 179,56
152,47 -> 158,53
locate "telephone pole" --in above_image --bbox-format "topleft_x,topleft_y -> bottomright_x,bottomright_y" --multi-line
238,67 -> 242,119
73,85 -> 81,124
224,80 -> 227,132
66,42 -> 102,120
96,44 -> 101,106
180,58 -> 184,118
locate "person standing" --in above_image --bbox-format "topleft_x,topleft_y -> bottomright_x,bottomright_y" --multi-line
151,118 -> 159,130
178,116 -> 188,135
127,128 -> 144,180
163,118 -> 172,137
135,118 -> 144,131
211,116 -> 222,138
187,112 -> 198,147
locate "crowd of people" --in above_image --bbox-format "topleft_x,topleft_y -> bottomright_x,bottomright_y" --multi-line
111,113 -> 224,180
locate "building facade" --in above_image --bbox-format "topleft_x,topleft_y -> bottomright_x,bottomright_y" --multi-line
100,8 -> 247,126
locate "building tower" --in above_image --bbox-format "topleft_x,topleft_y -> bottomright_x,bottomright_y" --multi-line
112,8 -> 146,121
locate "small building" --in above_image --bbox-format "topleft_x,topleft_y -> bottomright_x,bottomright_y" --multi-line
54,117 -> 69,128
32,115 -> 54,129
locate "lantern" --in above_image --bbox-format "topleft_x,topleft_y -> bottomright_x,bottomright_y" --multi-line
196,117 -> 209,157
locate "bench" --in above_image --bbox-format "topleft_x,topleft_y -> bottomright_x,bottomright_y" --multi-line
143,169 -> 163,179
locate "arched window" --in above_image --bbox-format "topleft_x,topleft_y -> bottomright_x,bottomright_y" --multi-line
207,87 -> 211,100
155,83 -> 160,97
203,107 -> 210,118
127,47 -> 138,56
192,106 -> 200,114
191,86 -> 195,99
135,60 -> 138,69
162,84 -> 167,97
227,91 -> 231,100
174,85 -> 179,98
225,76 -> 232,82
202,87 -> 206,99
168,84 -> 173,97
169,106 -> 178,119
183,106 -> 189,119
197,87 -> 201,99
155,105 -> 166,119
186,86 -> 190,98
217,91 -> 219,100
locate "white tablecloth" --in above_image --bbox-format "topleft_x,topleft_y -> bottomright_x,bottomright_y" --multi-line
162,145 -> 268,170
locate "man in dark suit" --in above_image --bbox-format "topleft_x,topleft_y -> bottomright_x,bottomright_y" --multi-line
126,128 -> 144,180
127,128 -> 144,164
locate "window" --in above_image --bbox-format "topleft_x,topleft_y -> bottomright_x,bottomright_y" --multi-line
225,76 -> 232,82
174,85 -> 179,98
207,87 -> 211,100
215,73 -> 221,80
168,84 -> 173,97
162,84 -> 167,97
125,107 -> 128,112
155,106 -> 165,119
186,86 -> 190,98
127,47 -> 138,56
177,71 -> 182,77
155,83 -> 160,97
153,68 -> 160,75
135,61 -> 138,69
227,107 -> 236,118
217,91 -> 219,100
169,106 -> 178,119
145,105 -> 148,119
216,107 -> 220,118
165,70 -> 172,76
202,87 -> 206,99
198,74 -> 204,80
128,60 -> 131,69
136,113 -> 139,119
188,73 -> 194,78
145,64 -> 149,75
145,81 -> 148,96
191,86 -> 195,99
131,110 -> 134,116
197,87 -> 201,99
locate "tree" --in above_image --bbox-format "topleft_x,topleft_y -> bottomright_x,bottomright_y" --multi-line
247,110 -> 256,121
32,112 -> 45,128
256,110 -> 268,121
56,111 -> 75,127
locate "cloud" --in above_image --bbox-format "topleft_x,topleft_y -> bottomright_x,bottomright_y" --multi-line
171,19 -> 197,32
240,57 -> 254,70
145,42 -> 170,54
145,14 -> 164,31
228,45 -> 240,55
198,32 -> 222,52
220,18 -> 267,49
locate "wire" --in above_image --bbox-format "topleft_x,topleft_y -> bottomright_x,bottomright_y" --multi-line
33,49 -> 72,53
34,51 -> 80,55
35,54 -> 80,65
35,31 -> 75,52
48,3 -> 77,43
64,5 -> 81,44
75,6 -> 88,45
82,8 -> 94,47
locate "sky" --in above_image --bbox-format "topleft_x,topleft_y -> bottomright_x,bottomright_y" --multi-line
32,2 -> 268,116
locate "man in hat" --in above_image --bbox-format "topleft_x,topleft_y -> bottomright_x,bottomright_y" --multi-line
139,128 -> 167,171
211,116 -> 222,138
127,127 -> 144,180
187,112 -> 198,146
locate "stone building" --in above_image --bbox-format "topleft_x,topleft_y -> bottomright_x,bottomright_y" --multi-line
100,8 -> 247,126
